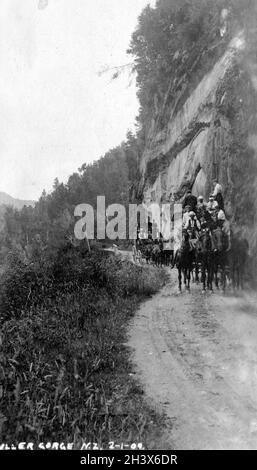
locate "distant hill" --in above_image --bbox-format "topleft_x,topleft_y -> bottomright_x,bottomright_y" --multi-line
0,192 -> 35,231
0,192 -> 35,210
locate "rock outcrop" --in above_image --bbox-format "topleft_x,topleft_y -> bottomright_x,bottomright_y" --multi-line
138,26 -> 257,253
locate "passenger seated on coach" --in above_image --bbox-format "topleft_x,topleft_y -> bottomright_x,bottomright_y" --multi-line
184,211 -> 201,237
212,179 -> 224,211
210,206 -> 219,230
217,209 -> 231,251
196,195 -> 207,220
207,194 -> 219,212
182,205 -> 191,227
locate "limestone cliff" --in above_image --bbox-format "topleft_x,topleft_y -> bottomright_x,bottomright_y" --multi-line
138,25 -> 257,253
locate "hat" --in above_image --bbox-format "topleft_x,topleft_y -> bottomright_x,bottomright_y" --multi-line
198,195 -> 204,201
189,211 -> 195,217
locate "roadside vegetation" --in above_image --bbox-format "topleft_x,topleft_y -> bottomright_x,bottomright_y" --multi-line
0,246 -> 167,447
0,70 -> 166,447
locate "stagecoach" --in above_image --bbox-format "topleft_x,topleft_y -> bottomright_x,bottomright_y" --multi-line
132,235 -> 174,267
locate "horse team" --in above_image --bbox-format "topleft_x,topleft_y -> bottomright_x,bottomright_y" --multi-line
133,228 -> 249,294
174,226 -> 249,293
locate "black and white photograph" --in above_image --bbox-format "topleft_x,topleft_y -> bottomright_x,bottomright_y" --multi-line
0,0 -> 257,460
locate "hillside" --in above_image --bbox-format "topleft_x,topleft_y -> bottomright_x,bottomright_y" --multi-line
0,192 -> 35,210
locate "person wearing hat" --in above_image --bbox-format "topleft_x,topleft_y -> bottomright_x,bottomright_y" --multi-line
184,211 -> 200,250
196,195 -> 207,219
217,209 -> 231,251
184,211 -> 201,233
206,198 -> 219,233
207,194 -> 219,212
182,205 -> 191,228
213,179 -> 224,210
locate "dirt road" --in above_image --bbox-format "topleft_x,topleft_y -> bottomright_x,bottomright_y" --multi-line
128,270 -> 257,450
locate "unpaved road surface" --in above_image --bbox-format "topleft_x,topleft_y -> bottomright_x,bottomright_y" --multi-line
128,270 -> 257,450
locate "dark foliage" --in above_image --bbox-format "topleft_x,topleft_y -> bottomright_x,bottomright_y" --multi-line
128,0 -> 257,140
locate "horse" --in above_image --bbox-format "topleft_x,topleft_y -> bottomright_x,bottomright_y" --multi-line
163,240 -> 174,267
212,225 -> 228,292
174,230 -> 195,292
142,240 -> 153,264
196,228 -> 215,292
186,227 -> 200,283
228,234 -> 249,290
151,242 -> 162,266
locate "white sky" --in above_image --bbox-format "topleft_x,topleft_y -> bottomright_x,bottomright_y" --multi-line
0,0 -> 156,200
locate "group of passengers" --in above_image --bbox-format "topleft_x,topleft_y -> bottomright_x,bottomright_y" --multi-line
182,179 -> 231,250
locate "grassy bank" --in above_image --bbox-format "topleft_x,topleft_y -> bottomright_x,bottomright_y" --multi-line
0,248 -> 168,448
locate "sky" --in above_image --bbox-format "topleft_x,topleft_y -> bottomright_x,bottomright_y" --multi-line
0,0 -> 156,200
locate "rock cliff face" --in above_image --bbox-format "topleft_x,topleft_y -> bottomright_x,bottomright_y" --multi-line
138,28 -> 257,252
